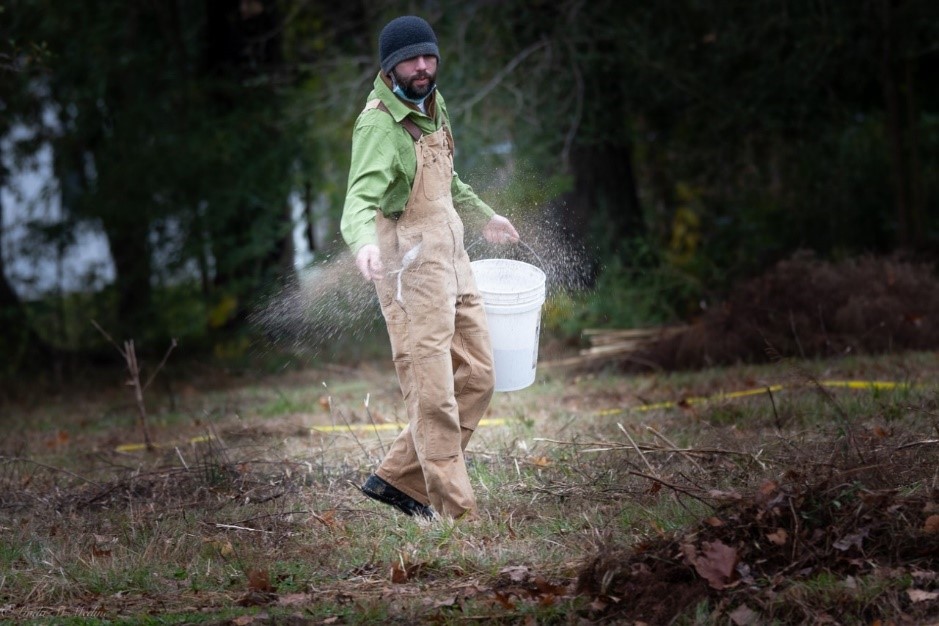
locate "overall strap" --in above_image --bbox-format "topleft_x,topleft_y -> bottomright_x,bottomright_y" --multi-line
375,101 -> 423,142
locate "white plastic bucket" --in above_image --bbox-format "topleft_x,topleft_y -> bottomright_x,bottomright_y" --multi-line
470,259 -> 546,392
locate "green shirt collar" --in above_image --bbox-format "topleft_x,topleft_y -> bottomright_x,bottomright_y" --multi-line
371,72 -> 436,124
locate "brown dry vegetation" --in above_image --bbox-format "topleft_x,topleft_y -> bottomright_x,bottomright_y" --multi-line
637,253 -> 939,371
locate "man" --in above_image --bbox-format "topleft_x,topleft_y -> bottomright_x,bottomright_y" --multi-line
340,15 -> 519,521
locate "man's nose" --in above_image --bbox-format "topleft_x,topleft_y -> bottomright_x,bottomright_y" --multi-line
415,56 -> 429,69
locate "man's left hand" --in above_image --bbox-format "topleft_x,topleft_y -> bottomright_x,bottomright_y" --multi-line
482,214 -> 520,244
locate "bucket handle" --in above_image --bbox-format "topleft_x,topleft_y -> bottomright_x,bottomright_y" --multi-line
466,238 -> 546,273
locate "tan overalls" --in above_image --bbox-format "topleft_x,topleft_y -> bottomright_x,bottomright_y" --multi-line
368,100 -> 495,519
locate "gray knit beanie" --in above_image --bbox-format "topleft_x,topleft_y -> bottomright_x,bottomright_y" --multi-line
379,16 -> 440,75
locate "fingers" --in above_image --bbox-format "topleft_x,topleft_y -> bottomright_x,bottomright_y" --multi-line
355,245 -> 384,281
367,255 -> 384,281
355,256 -> 370,280
483,215 -> 520,244
502,221 -> 520,243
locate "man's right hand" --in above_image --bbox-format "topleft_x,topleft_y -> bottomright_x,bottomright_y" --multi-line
355,244 -> 384,281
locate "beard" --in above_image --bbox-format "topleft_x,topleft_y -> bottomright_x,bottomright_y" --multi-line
392,67 -> 437,100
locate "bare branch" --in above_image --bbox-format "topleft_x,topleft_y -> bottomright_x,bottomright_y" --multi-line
627,470 -> 710,505
451,39 -> 548,116
618,423 -> 657,477
91,319 -> 125,356
124,339 -> 155,452
143,338 -> 178,392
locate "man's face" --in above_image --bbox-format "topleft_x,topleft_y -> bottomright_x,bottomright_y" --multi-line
391,55 -> 438,100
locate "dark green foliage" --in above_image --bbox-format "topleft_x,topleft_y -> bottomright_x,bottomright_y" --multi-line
2,0 -> 938,371
3,1 -> 312,357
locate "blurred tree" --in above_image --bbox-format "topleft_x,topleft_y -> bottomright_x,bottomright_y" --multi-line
2,0 -> 937,366
0,2 -> 55,374
4,0 -> 309,349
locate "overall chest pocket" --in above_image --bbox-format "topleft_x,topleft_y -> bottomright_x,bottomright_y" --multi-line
419,134 -> 453,201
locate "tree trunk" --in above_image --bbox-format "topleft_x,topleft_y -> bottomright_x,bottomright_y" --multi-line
202,0 -> 294,328
880,0 -> 924,249
101,215 -> 154,337
904,58 -> 925,246
566,139 -> 644,260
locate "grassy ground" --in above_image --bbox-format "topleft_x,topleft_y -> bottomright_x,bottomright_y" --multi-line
1,350 -> 938,624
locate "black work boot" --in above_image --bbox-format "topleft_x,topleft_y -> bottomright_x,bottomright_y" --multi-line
360,474 -> 435,519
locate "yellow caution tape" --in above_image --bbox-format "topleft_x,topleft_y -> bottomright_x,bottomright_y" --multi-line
113,380 -> 914,451
115,435 -> 213,453
819,380 -> 907,390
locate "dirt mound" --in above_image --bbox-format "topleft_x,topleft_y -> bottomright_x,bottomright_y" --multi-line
576,464 -> 939,624
637,252 -> 939,370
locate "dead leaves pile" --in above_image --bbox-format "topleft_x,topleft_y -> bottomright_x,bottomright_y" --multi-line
576,473 -> 939,624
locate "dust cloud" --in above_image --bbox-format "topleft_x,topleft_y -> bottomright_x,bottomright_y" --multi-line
250,216 -> 591,359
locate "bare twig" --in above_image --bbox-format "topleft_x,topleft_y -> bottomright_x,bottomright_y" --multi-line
211,523 -> 271,534
90,319 -> 121,352
627,470 -> 710,505
91,320 -> 176,453
895,439 -> 939,450
618,423 -> 657,477
767,385 -> 782,429
646,426 -> 706,473
363,393 -> 387,458
789,309 -> 806,359
143,338 -> 178,392
123,339 -> 154,452
323,384 -> 372,462
175,447 -> 190,471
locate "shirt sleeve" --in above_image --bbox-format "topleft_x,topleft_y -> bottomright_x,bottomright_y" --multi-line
340,116 -> 398,255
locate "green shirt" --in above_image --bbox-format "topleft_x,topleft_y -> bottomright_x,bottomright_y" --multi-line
340,73 -> 495,254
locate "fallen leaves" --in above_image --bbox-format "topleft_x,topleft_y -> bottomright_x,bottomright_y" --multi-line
204,537 -> 235,558
924,514 -> 939,534
311,509 -> 343,532
390,557 -> 425,584
492,565 -> 571,611
729,604 -> 760,626
90,534 -> 116,558
46,430 -> 70,449
575,472 -> 939,626
832,527 -> 870,552
248,568 -> 274,593
237,568 -> 277,607
276,593 -> 309,607
708,489 -> 744,502
907,588 -> 939,603
499,565 -> 532,584
682,540 -> 739,590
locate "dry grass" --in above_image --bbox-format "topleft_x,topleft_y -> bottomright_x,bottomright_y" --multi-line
1,351 -> 938,624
